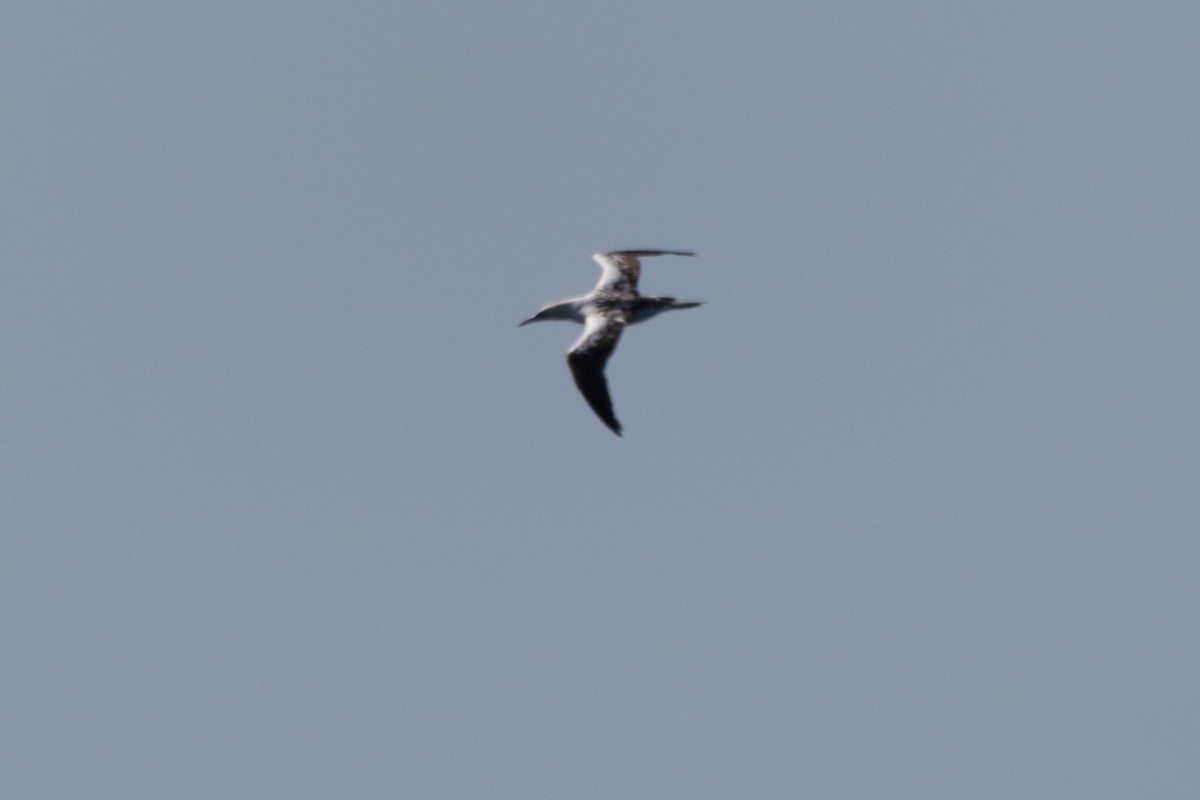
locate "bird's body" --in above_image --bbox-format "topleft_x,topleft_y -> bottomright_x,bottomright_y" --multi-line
519,250 -> 701,435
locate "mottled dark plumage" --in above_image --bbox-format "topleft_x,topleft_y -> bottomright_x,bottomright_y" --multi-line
519,250 -> 701,435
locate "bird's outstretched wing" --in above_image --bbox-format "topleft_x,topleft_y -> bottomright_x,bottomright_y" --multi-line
592,250 -> 695,295
567,312 -> 627,435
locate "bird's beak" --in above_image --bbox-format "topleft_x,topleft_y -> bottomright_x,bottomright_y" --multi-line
518,316 -> 537,327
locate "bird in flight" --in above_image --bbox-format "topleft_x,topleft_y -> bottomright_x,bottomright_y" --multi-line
519,250 -> 701,435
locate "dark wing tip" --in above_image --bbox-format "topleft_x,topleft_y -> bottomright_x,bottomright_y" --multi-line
603,249 -> 695,258
567,350 -> 623,436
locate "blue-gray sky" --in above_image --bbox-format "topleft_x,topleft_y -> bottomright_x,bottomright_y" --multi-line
4,2 -> 1198,797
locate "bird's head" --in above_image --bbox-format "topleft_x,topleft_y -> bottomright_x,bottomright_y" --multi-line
518,300 -> 580,326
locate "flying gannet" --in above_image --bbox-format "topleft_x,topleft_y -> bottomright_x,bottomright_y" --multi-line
519,250 -> 701,436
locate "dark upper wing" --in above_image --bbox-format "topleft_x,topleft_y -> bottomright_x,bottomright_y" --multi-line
591,250 -> 695,295
566,313 -> 626,435
591,252 -> 643,295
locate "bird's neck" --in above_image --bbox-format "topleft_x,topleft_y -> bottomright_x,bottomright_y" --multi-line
551,299 -> 588,323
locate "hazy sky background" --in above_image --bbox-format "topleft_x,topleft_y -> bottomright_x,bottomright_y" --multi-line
4,2 -> 1198,797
